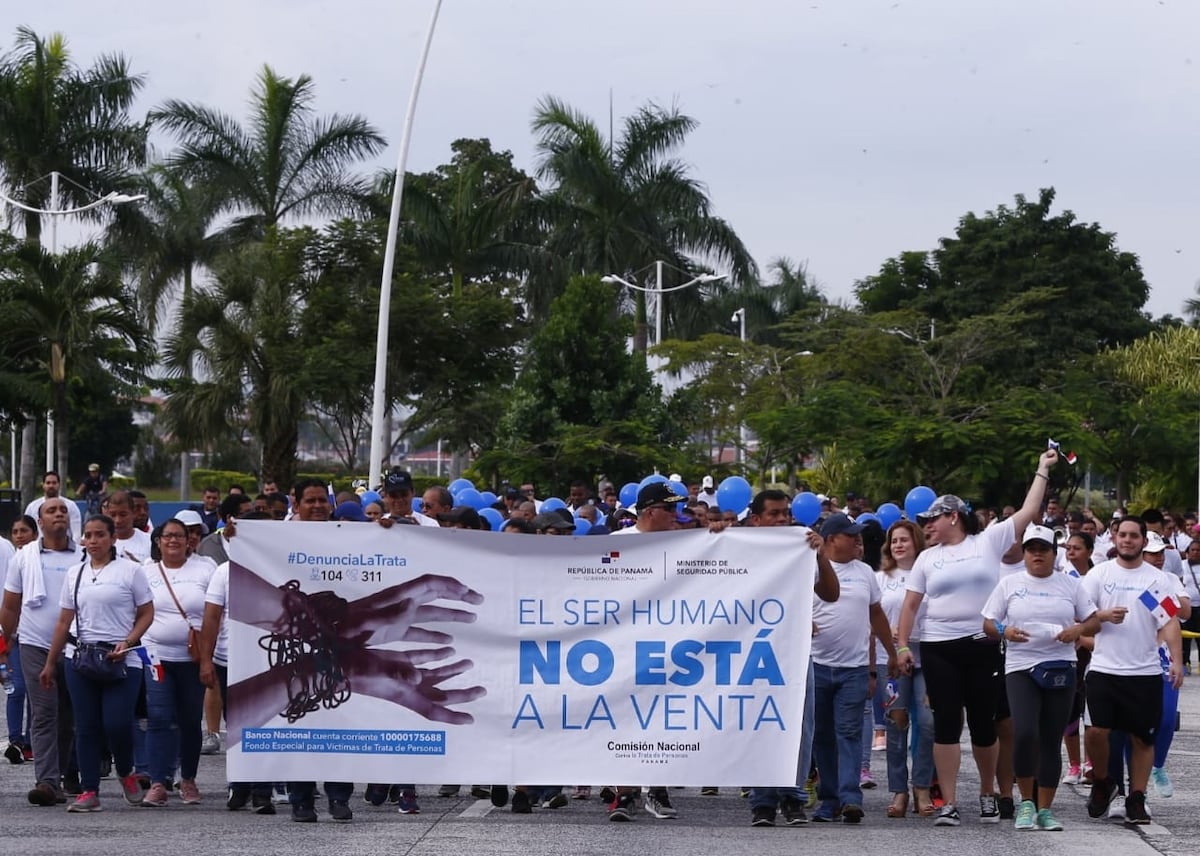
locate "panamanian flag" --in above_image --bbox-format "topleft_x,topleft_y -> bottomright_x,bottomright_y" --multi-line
1138,584 -> 1179,626
134,646 -> 164,682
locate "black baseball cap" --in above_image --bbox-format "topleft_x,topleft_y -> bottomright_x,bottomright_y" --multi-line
384,468 -> 414,494
636,482 -> 689,509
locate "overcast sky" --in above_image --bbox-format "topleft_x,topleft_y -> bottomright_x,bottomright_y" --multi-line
13,0 -> 1199,318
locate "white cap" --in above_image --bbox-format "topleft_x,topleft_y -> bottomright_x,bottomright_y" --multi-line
701,475 -> 714,489
1144,532 -> 1167,554
669,473 -> 684,483
173,509 -> 210,535
1021,523 -> 1056,547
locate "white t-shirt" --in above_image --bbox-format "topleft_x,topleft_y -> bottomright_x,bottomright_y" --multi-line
981,571 -> 1096,673
4,540 -> 83,649
143,555 -> 215,662
874,569 -> 924,666
204,562 -> 231,667
116,529 -> 152,564
1081,560 -> 1182,676
907,518 -> 1015,642
812,559 -> 880,668
1182,563 -> 1200,608
26,496 -> 83,536
60,557 -> 152,665
1161,548 -> 1184,581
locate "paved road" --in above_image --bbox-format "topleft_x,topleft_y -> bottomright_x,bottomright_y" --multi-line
4,680 -> 1199,856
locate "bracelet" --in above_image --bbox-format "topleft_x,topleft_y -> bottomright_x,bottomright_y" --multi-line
896,646 -> 910,655
994,622 -> 1007,638
1034,472 -> 1048,481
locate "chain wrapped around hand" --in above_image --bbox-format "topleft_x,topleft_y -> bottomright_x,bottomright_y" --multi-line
258,580 -> 352,722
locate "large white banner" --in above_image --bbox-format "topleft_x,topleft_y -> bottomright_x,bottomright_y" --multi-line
226,521 -> 813,785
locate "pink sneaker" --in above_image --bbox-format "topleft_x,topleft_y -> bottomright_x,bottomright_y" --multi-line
68,791 -> 101,812
179,779 -> 202,804
120,774 -> 142,806
860,768 -> 877,789
142,782 -> 169,807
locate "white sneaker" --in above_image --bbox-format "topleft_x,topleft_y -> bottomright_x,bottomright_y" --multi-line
1107,797 -> 1126,821
200,731 -> 221,755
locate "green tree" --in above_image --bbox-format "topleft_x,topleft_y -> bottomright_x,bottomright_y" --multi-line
478,275 -> 668,491
106,165 -> 229,335
0,26 -> 148,246
530,97 -> 756,346
396,138 -> 539,298
0,241 -> 151,479
153,65 -> 386,239
854,188 -> 1152,383
161,231 -> 310,487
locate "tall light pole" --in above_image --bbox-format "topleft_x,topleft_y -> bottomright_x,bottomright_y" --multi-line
732,307 -> 747,466
0,171 -> 144,474
601,263 -> 727,385
368,0 -> 443,489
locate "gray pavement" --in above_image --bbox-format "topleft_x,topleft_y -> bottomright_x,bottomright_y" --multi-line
4,681 -> 1200,856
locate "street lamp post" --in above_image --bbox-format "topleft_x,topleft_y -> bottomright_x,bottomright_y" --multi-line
368,0 -> 443,489
601,262 -> 726,354
0,171 -> 145,476
732,307 -> 747,466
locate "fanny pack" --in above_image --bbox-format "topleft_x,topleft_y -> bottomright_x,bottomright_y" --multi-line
72,641 -> 128,683
1029,659 -> 1075,690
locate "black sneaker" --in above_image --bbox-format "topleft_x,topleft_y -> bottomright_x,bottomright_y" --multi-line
608,791 -> 636,822
62,772 -> 81,796
780,797 -> 808,825
751,806 -> 776,827
227,786 -> 251,810
934,804 -> 961,827
599,787 -> 616,804
364,783 -> 389,806
1124,791 -> 1151,826
4,742 -> 24,765
979,793 -> 1000,823
842,804 -> 864,824
251,793 -> 276,815
470,785 -> 492,800
291,802 -> 318,822
998,796 -> 1015,820
328,799 -> 353,823
1087,777 -> 1118,818
511,790 -> 532,814
491,785 -> 509,807
387,785 -> 402,805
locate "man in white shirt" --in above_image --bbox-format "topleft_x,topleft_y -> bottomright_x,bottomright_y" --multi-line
24,472 -> 82,537
1081,517 -> 1183,825
695,476 -> 718,509
0,497 -> 83,806
809,512 -> 896,824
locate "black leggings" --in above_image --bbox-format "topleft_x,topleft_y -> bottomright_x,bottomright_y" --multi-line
920,636 -> 1003,745
1005,670 -> 1075,786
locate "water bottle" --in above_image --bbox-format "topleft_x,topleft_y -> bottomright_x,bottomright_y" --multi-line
0,663 -> 13,696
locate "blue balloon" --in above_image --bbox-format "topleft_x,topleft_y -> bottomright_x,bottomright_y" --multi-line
574,516 -> 591,535
716,476 -> 752,514
904,485 -> 937,520
541,497 -> 566,512
456,487 -> 485,510
619,482 -> 639,507
791,491 -> 822,526
876,502 -> 902,530
411,497 -> 423,513
448,478 -> 475,497
479,491 -> 497,507
479,507 -> 504,531
857,512 -> 880,527
360,490 -> 381,507
638,473 -> 670,493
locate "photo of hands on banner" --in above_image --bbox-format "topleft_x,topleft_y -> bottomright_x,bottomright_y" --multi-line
226,564 -> 487,744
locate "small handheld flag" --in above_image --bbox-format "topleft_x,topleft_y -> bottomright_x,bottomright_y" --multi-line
1139,586 -> 1179,627
134,646 -> 164,682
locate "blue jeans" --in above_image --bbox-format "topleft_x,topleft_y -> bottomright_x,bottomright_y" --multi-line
6,643 -> 28,744
812,663 -> 869,808
146,659 -> 205,784
63,659 -> 142,792
750,657 -> 814,810
886,668 -> 934,792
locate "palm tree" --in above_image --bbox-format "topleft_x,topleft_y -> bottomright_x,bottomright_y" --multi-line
152,65 -> 386,239
0,241 -> 152,476
718,256 -> 827,346
0,26 -> 148,246
107,165 -> 229,335
161,232 -> 309,489
530,96 -> 756,347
